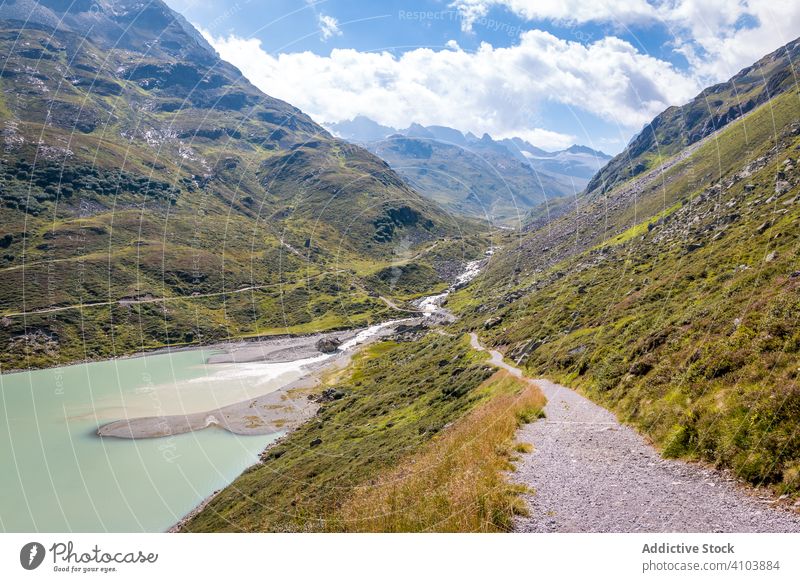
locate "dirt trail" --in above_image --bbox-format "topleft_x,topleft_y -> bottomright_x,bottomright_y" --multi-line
469,333 -> 800,532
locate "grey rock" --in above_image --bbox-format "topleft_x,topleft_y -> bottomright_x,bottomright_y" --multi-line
775,180 -> 791,194
312,388 -> 345,403
315,337 -> 342,353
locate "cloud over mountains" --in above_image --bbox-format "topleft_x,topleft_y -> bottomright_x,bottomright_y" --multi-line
201,0 -> 800,151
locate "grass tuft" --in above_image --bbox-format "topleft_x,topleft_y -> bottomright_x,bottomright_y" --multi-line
330,371 -> 545,532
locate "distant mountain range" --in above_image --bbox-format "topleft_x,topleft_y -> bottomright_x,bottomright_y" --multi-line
325,117 -> 610,224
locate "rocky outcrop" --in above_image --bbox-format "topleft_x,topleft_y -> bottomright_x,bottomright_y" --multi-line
390,322 -> 428,342
309,388 -> 346,403
315,337 -> 342,353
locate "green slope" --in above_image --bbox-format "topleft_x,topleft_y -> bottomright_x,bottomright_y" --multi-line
182,333 -> 497,532
454,77 -> 800,493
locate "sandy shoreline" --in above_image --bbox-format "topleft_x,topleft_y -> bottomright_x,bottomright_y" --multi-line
96,326 -> 405,439
0,326 -> 376,376
205,329 -> 360,364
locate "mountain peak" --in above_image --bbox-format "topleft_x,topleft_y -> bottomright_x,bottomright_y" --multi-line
423,125 -> 467,146
0,0 -> 217,62
404,123 -> 435,139
326,116 -> 396,142
565,144 -> 611,158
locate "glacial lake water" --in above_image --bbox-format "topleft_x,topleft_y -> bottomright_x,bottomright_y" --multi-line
0,348 -> 292,532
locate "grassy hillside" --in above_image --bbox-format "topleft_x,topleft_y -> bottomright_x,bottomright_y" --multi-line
333,370 -> 544,532
182,333 -> 544,532
0,7 -> 482,370
453,86 -> 800,494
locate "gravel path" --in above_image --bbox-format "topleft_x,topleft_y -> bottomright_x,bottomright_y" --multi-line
468,334 -> 800,533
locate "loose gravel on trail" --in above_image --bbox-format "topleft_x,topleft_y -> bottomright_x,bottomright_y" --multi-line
511,379 -> 800,532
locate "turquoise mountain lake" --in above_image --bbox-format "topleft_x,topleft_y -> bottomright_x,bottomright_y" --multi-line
0,348 -> 290,532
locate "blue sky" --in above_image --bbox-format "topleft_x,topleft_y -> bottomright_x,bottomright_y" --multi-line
167,0 -> 800,153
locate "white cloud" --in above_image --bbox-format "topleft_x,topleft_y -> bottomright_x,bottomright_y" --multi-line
450,0 -> 657,31
450,0 -> 800,83
501,128 -> 577,150
317,14 -> 342,41
201,28 -> 699,150
197,1 -> 799,152
664,0 -> 800,81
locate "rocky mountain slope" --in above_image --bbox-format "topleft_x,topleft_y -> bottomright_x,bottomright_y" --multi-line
587,37 -> 800,197
453,37 -> 800,496
326,117 -> 609,224
0,0 -> 480,370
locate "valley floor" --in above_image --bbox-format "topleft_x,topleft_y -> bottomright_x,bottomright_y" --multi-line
469,335 -> 800,532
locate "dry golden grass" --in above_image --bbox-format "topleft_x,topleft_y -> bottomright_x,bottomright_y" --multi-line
330,371 -> 546,532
